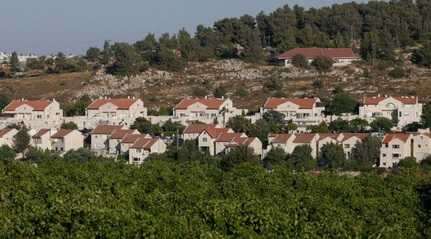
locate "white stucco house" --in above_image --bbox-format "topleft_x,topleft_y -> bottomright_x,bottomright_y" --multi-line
128,137 -> 167,165
182,123 -> 219,141
85,97 -> 147,129
380,133 -> 414,168
1,99 -> 63,129
0,128 -> 18,148
90,125 -> 125,153
31,128 -> 57,151
359,96 -> 422,128
51,129 -> 84,153
173,97 -> 246,126
261,98 -> 325,127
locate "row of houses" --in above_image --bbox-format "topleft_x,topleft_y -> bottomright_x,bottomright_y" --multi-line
2,121 -> 430,168
0,95 -> 424,131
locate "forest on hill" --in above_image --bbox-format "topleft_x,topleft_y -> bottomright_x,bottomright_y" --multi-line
2,0 -> 431,78
0,149 -> 430,238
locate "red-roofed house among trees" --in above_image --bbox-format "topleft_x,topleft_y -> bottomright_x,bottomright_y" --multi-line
278,48 -> 360,67
359,95 -> 423,128
173,97 -> 247,126
261,97 -> 325,127
85,97 -> 147,129
1,99 -> 63,129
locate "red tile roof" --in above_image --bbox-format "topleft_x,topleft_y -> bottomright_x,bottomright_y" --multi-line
226,137 -> 257,148
278,48 -> 358,60
122,134 -> 144,144
264,98 -> 317,109
203,128 -> 231,138
3,100 -> 52,112
215,133 -> 244,142
382,133 -> 412,144
51,129 -> 74,139
175,98 -> 224,110
110,129 -> 136,139
362,96 -> 418,105
341,133 -> 368,142
293,134 -> 317,144
183,123 -> 216,134
87,98 -> 138,110
271,134 -> 294,144
0,128 -> 14,138
318,133 -> 339,141
32,129 -> 50,139
91,125 -> 123,135
130,137 -> 158,150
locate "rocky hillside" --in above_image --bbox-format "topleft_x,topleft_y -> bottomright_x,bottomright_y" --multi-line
1,59 -> 431,110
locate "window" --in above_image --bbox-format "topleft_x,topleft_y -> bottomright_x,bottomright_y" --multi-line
382,154 -> 387,157
37,115 -> 42,119
344,144 -> 350,149
202,138 -> 207,142
392,154 -> 400,158
392,145 -> 400,149
385,144 -> 389,148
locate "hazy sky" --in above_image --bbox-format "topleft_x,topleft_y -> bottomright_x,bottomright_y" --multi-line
0,0 -> 366,54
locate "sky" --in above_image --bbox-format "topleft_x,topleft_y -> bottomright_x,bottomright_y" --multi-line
0,0 -> 367,55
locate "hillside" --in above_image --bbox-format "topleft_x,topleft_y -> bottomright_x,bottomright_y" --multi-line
1,59 -> 431,110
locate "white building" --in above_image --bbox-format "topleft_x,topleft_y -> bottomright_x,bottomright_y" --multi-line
108,129 -> 139,155
268,133 -> 368,159
31,128 -> 57,151
197,127 -> 233,155
173,97 -> 246,126
0,128 -> 18,148
1,99 -> 63,129
182,123 -> 219,141
359,96 -> 422,128
380,133 -> 414,168
128,137 -> 167,165
278,48 -> 360,67
51,129 -> 84,153
90,125 -> 125,153
85,97 -> 147,129
261,98 -> 325,127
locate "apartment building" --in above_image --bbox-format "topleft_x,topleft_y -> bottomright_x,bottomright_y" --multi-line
128,137 -> 167,165
31,128 -> 57,151
261,98 -> 325,127
173,97 -> 246,125
359,96 -> 422,128
86,97 -> 147,128
1,99 -> 63,129
51,129 -> 84,153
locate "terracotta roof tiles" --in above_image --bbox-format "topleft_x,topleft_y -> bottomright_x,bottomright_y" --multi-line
264,98 -> 317,109
51,129 -> 74,139
87,98 -> 138,110
3,100 -> 52,112
175,98 -> 225,110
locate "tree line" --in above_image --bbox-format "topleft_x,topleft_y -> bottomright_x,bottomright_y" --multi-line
0,142 -> 430,237
82,0 -> 431,75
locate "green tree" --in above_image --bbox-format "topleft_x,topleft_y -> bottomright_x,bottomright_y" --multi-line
131,117 -> 161,136
213,85 -> 227,98
220,146 -> 258,171
370,117 -> 394,133
318,143 -> 346,169
110,43 -> 147,76
86,47 -> 101,62
308,122 -> 330,133
411,46 -> 431,67
13,127 -> 30,153
329,119 -> 351,132
227,115 -> 253,134
0,95 -> 10,111
350,118 -> 369,133
291,54 -> 309,68
101,40 -> 112,65
397,157 -> 419,169
421,103 -> 431,128
264,147 -> 288,168
350,136 -> 381,170
63,95 -> 91,116
311,57 -> 333,73
327,89 -> 359,115
0,145 -> 16,160
289,145 -> 316,170
161,120 -> 185,136
61,122 -> 78,130
9,51 -> 20,74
